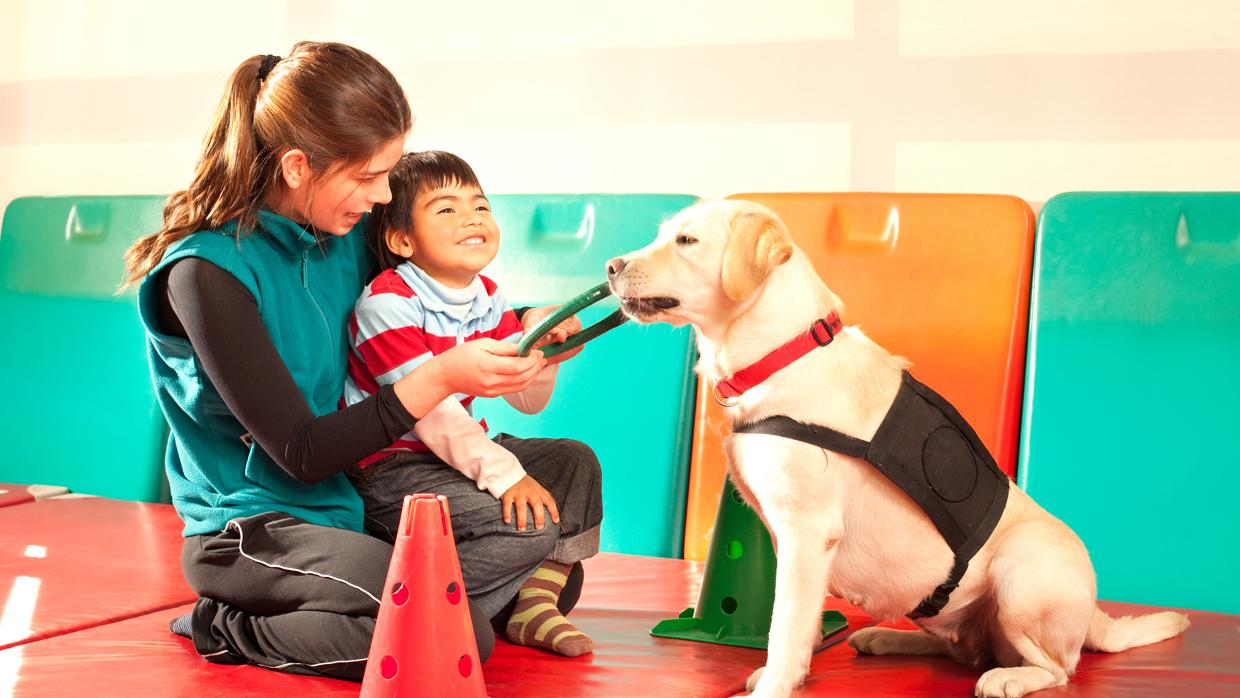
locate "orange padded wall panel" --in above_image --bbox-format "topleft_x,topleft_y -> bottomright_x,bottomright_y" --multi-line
683,193 -> 1035,561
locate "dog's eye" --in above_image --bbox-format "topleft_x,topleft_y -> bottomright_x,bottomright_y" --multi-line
676,234 -> 698,246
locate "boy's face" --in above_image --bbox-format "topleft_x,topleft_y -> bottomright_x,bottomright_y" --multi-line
388,180 -> 500,288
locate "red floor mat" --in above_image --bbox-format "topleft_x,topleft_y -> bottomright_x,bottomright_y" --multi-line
789,602 -> 1239,698
10,562 -> 1234,697
0,602 -> 352,698
2,504 -> 1237,697
0,484 -> 66,509
0,553 -> 864,697
0,497 -> 193,650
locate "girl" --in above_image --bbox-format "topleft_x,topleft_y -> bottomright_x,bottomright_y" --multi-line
122,42 -> 584,680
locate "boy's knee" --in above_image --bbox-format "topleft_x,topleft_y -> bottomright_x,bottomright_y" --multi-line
561,440 -> 602,477
518,515 -> 561,551
483,515 -> 559,573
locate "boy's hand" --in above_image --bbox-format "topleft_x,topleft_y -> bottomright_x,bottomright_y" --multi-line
500,475 -> 561,532
521,305 -> 585,364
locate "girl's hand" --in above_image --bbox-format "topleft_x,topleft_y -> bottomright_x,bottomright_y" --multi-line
500,475 -> 561,531
521,305 -> 585,364
437,339 -> 546,397
397,339 -> 546,418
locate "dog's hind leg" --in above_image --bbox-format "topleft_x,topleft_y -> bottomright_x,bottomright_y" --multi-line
974,523 -> 1092,697
974,664 -> 1063,698
849,627 -> 952,656
976,610 -> 1077,697
744,517 -> 841,698
974,617 -> 1078,696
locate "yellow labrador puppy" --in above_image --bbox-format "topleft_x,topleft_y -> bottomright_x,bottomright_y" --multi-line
606,200 -> 1188,698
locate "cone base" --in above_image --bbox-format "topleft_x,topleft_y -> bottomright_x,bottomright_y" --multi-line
650,609 -> 847,650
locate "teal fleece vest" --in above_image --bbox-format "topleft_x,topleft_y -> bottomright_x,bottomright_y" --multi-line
138,210 -> 372,536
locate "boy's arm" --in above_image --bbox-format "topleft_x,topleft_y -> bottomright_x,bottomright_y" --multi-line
353,290 -> 436,387
501,363 -> 558,414
414,398 -> 526,498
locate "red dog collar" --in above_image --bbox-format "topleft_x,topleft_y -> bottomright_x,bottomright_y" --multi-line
714,311 -> 843,404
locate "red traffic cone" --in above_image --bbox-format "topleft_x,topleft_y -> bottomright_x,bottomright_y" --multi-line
361,494 -> 486,697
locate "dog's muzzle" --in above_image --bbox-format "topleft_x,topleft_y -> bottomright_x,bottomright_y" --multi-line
620,296 -> 680,318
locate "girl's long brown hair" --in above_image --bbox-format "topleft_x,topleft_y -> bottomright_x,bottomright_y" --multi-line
121,41 -> 411,287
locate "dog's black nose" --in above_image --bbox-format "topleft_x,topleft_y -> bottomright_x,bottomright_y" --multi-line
606,256 -> 627,277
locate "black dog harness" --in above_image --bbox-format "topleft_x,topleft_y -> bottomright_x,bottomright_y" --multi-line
721,316 -> 1010,619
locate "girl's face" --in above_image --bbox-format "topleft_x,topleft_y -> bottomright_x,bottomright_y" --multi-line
295,136 -> 405,236
389,180 -> 500,288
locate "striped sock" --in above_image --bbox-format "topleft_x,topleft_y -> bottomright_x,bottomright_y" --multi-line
505,560 -> 593,657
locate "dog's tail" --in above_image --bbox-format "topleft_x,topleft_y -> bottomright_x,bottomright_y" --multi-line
1083,606 -> 1190,653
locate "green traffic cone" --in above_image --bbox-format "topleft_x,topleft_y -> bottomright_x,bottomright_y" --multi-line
651,478 -> 847,649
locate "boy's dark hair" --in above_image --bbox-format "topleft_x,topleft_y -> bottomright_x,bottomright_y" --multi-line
368,150 -> 483,271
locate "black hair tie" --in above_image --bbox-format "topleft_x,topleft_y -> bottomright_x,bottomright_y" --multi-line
258,54 -> 281,82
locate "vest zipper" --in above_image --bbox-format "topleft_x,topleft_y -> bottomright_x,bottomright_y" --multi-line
302,250 -> 332,340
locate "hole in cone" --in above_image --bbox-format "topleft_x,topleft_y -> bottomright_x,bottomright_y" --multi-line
380,655 -> 398,679
730,488 -> 745,504
391,582 -> 409,606
726,540 -> 744,559
446,581 -> 461,605
458,654 -> 472,677
721,596 -> 738,615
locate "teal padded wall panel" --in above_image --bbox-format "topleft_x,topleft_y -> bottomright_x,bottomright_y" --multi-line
1019,192 -> 1240,613
0,196 -> 169,501
473,194 -> 699,557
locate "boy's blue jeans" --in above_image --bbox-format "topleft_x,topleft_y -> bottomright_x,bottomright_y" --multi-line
346,433 -> 603,618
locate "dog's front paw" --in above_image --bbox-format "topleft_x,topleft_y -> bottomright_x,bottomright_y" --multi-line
744,667 -> 764,692
743,665 -> 804,698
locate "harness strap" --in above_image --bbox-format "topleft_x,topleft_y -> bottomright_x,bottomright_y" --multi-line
732,415 -> 869,458
908,557 -> 968,619
733,413 -> 967,619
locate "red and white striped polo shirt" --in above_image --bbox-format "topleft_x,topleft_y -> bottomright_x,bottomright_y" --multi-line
342,261 -> 523,467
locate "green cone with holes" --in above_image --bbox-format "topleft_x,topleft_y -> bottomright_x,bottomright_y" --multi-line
650,478 -> 847,649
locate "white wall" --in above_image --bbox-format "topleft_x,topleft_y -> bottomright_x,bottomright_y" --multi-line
2,0 -> 1238,215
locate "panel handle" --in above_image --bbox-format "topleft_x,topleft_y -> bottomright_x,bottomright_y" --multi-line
64,202 -> 108,241
825,203 -> 900,252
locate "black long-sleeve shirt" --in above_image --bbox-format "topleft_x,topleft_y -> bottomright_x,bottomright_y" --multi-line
155,257 -> 416,484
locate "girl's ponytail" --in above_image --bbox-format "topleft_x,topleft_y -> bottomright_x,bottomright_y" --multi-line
123,55 -> 269,286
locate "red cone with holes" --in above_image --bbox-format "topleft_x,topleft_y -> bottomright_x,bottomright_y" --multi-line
361,494 -> 486,697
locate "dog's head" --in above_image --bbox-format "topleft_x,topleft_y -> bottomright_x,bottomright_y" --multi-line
606,200 -> 794,327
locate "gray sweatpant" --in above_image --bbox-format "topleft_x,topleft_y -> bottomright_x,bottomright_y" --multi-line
346,433 -> 604,618
180,511 -> 585,681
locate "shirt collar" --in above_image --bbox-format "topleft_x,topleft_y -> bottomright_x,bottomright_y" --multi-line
395,261 -> 487,316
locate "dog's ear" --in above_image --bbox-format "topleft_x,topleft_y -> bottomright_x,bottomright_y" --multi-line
721,210 -> 793,301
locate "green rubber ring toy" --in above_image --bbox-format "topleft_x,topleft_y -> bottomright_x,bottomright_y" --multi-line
516,282 -> 628,358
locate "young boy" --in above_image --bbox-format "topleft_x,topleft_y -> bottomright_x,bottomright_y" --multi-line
342,151 -> 602,657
